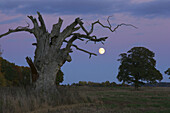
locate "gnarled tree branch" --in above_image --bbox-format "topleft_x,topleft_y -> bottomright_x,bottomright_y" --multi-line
26,57 -> 39,83
64,40 -> 97,58
62,17 -> 137,58
60,17 -> 79,39
37,11 -> 46,32
63,17 -> 137,58
71,33 -> 108,43
77,16 -> 137,36
27,15 -> 39,29
0,25 -> 33,38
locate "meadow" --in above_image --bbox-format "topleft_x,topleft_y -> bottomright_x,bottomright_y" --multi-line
0,86 -> 170,113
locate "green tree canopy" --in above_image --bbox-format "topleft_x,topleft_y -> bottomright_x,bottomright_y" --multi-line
0,57 -> 31,87
117,47 -> 163,89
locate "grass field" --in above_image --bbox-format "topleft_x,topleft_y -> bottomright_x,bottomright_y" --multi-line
1,86 -> 170,113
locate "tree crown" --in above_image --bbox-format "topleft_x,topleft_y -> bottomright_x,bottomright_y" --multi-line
117,47 -> 162,87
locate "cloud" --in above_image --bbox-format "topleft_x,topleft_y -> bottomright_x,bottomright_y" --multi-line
0,0 -> 122,15
130,0 -> 155,4
0,17 -> 22,24
0,0 -> 170,18
127,0 -> 170,18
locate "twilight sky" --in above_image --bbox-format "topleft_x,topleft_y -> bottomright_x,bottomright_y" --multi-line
0,0 -> 170,84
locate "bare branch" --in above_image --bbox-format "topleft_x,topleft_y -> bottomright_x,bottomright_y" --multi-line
37,12 -> 46,32
27,15 -> 39,29
65,35 -> 77,50
60,17 -> 79,38
26,57 -> 39,83
72,26 -> 81,33
71,33 -> 108,43
50,18 -> 63,38
64,40 -> 97,58
76,18 -> 89,35
77,16 -> 137,36
0,25 -> 33,38
107,16 -> 112,28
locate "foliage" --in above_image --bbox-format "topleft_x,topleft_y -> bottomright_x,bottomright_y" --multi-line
20,66 -> 31,87
0,57 -> 31,87
71,81 -> 118,87
117,47 -> 163,89
79,81 -> 87,86
56,69 -> 64,85
0,72 -> 6,86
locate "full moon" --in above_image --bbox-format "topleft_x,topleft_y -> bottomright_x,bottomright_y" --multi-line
99,48 -> 105,54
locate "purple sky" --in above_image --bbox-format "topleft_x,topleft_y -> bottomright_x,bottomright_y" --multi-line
0,0 -> 170,84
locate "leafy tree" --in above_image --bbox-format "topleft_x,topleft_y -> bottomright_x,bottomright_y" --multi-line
56,69 -> 64,85
165,68 -> 170,79
78,81 -> 87,86
0,12 -> 135,91
1,59 -> 19,85
103,81 -> 110,86
117,47 -> 163,89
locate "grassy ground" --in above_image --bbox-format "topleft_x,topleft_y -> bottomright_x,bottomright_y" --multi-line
1,86 -> 170,113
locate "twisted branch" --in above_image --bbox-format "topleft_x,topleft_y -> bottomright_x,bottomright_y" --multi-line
77,16 -> 137,36
0,25 -> 33,38
37,11 -> 46,32
27,15 -> 39,29
64,40 -> 97,58
64,17 -> 136,58
71,33 -> 108,42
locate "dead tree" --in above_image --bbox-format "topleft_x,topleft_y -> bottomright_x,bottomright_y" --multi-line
0,12 -> 136,91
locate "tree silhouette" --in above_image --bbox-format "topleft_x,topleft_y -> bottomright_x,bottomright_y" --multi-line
117,47 -> 163,89
0,12 -> 136,91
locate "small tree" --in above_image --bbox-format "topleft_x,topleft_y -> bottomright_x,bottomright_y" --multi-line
104,81 -> 110,86
165,68 -> 170,79
78,81 -> 87,86
117,47 -> 163,89
56,69 -> 64,85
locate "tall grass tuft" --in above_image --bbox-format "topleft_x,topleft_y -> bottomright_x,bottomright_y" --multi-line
0,86 -> 92,113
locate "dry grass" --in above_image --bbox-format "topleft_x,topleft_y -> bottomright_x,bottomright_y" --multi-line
1,86 -> 170,113
0,86 -> 93,113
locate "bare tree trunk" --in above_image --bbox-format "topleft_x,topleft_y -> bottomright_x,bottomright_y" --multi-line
0,12 -> 135,92
36,63 -> 59,91
32,35 -> 71,91
134,75 -> 139,90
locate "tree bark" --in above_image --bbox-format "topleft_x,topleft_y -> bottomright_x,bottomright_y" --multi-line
0,12 -> 136,92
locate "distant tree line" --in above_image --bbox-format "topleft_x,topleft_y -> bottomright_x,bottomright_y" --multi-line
70,81 -> 123,87
0,57 -> 31,87
0,46 -> 169,89
0,57 -> 64,87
